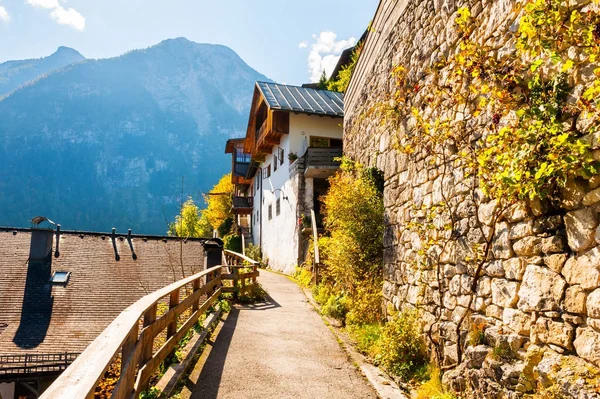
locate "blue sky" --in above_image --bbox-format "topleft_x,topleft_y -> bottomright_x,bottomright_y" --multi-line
0,0 -> 378,85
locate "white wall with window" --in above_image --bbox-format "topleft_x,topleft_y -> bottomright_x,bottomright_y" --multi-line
252,113 -> 343,274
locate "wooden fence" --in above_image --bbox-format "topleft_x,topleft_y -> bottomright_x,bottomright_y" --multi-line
222,249 -> 260,297
40,250 -> 258,399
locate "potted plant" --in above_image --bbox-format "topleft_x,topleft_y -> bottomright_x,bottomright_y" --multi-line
288,152 -> 298,162
301,214 -> 311,227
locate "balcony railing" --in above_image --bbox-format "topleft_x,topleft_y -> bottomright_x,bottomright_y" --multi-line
305,147 -> 343,167
232,196 -> 253,209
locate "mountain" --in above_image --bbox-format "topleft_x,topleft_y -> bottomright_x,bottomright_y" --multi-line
0,38 -> 268,234
0,46 -> 86,97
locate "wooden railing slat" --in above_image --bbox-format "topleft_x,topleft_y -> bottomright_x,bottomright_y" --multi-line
134,287 -> 222,396
40,266 -> 222,399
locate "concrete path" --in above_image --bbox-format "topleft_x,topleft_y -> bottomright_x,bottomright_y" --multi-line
184,270 -> 378,399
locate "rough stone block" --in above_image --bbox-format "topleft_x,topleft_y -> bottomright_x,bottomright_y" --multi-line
503,258 -> 526,280
484,259 -> 505,278
574,327 -> 600,367
560,179 -> 587,210
562,248 -> 600,290
505,202 -> 530,223
478,200 -> 498,226
518,265 -> 566,312
587,289 -> 600,319
541,235 -> 567,255
564,208 -> 598,252
493,221 -> 514,259
465,345 -> 491,369
532,318 -> 575,350
513,236 -> 543,256
503,308 -> 531,336
486,304 -> 503,320
564,285 -> 587,315
509,221 -> 533,240
543,253 -> 568,274
583,187 -> 600,206
491,279 -> 519,308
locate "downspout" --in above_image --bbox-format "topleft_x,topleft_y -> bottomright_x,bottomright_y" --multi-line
259,167 -> 263,251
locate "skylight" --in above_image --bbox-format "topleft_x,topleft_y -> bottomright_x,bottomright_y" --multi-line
50,271 -> 71,284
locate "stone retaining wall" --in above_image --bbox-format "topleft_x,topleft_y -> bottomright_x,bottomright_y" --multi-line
344,0 -> 600,396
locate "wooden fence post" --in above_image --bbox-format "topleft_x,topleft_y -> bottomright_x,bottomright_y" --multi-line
138,303 -> 157,393
167,289 -> 180,339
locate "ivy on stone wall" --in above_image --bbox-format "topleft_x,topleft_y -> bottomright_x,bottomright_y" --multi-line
361,0 -> 600,372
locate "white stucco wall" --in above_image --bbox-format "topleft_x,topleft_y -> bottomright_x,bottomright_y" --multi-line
252,113 -> 343,274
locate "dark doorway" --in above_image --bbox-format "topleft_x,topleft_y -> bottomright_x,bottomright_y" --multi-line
313,178 -> 330,228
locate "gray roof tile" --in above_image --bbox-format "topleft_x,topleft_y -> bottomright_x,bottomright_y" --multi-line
256,82 -> 344,117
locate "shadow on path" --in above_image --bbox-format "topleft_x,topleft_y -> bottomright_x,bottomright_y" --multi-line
237,294 -> 281,311
187,308 -> 239,399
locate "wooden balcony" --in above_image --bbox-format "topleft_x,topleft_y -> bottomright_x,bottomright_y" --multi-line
232,196 -> 254,215
304,147 -> 343,178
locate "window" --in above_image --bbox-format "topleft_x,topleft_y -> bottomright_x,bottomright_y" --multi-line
274,156 -> 278,172
263,164 -> 271,179
255,176 -> 260,194
310,136 -> 343,148
276,198 -> 281,216
278,147 -> 284,165
51,271 -> 71,284
268,204 -> 273,220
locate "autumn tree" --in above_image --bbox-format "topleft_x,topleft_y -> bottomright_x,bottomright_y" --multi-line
169,198 -> 212,238
203,173 -> 234,234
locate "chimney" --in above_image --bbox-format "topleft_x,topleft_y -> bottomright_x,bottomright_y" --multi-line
29,228 -> 54,263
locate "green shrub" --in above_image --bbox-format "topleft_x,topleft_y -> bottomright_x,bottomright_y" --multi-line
245,243 -> 263,266
294,266 -> 313,287
312,284 -> 332,305
348,323 -> 382,359
222,234 -> 242,252
375,310 -> 428,380
321,293 -> 348,321
415,367 -> 457,399
218,298 -> 232,313
317,158 -> 385,325
238,282 -> 267,304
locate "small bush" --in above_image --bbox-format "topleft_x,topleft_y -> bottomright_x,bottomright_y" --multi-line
375,309 -> 428,380
466,321 -> 486,347
294,266 -> 313,287
238,282 -> 268,304
222,234 -> 242,253
245,244 -> 263,265
491,342 -> 512,361
312,284 -> 332,306
321,293 -> 348,321
218,298 -> 232,313
348,323 -> 382,359
415,367 -> 457,399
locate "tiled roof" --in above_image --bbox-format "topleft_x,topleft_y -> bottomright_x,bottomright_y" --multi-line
0,228 -> 218,357
256,81 -> 344,117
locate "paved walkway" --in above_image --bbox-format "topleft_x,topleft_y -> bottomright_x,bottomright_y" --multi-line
184,270 -> 377,399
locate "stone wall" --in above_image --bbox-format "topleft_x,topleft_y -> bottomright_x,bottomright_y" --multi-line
344,0 -> 600,397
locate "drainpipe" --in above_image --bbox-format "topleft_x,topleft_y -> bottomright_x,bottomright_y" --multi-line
259,167 -> 263,251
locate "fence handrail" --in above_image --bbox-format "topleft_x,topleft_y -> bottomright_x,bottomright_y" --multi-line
223,249 -> 258,266
40,265 -> 223,399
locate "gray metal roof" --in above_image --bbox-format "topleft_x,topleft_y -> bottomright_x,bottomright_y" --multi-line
256,81 -> 344,117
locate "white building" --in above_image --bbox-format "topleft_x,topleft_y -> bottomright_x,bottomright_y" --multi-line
225,82 -> 343,274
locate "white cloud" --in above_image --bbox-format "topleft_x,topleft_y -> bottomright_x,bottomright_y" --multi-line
50,6 -> 85,31
0,6 -> 9,23
26,0 -> 59,9
302,31 -> 356,82
298,41 -> 308,49
24,0 -> 85,31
